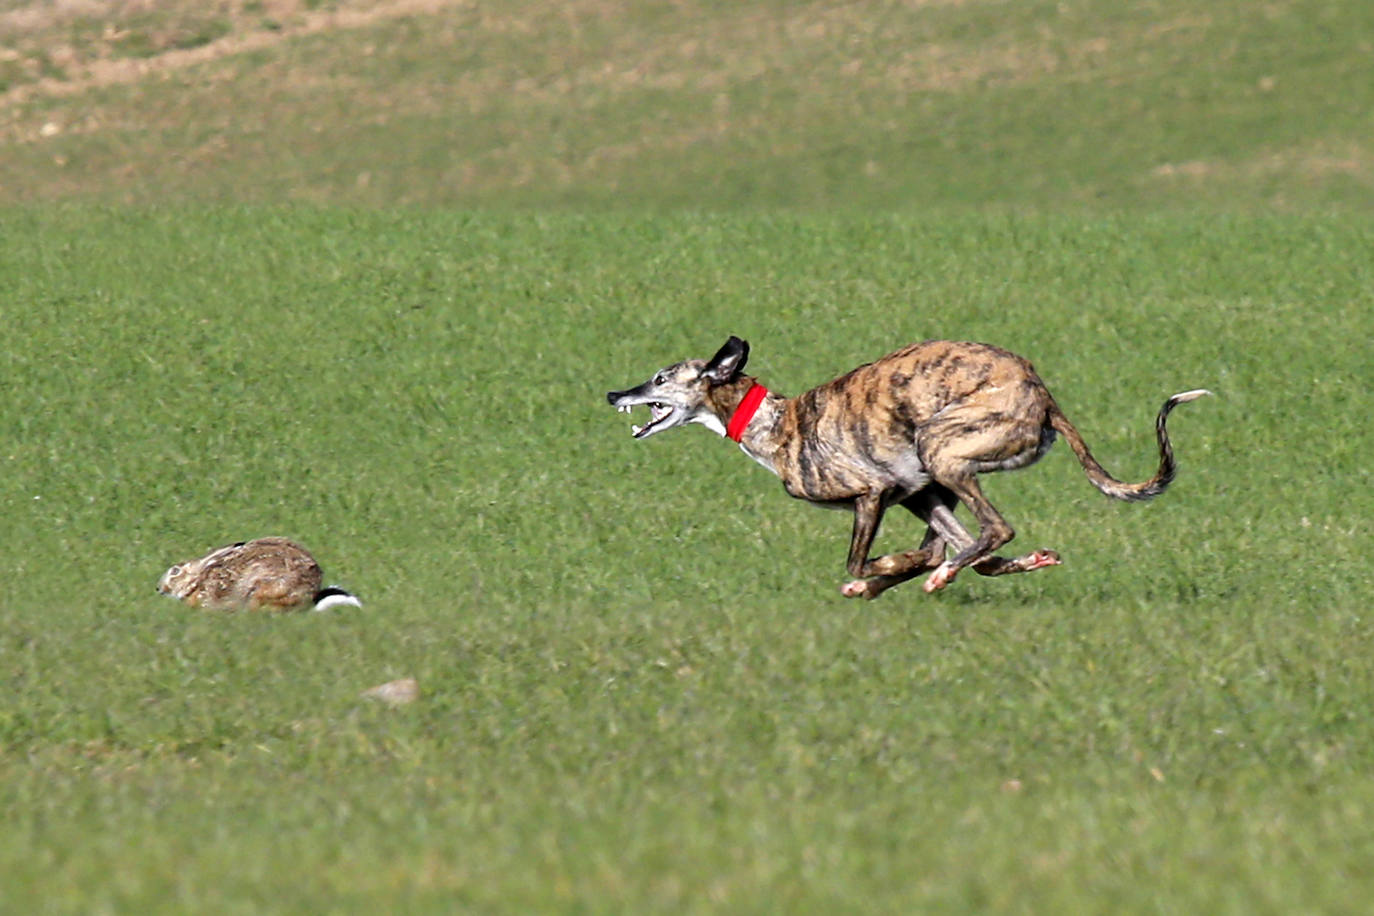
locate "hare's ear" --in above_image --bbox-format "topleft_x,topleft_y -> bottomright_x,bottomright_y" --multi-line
702,336 -> 749,383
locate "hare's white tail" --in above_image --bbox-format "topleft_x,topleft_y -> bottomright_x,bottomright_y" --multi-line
313,587 -> 362,611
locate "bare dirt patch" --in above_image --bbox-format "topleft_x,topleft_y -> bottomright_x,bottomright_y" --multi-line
1,0 -> 469,109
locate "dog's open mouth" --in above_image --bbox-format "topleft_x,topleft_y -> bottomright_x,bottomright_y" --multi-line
617,402 -> 674,439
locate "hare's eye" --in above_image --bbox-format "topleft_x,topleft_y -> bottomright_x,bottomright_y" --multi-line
168,565 -> 181,576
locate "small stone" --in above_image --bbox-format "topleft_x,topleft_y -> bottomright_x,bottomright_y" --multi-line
361,677 -> 419,706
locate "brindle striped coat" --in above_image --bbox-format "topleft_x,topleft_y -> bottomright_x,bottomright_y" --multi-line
609,337 -> 1207,597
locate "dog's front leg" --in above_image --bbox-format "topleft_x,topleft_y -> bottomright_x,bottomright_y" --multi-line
841,494 -> 885,595
840,493 -> 943,599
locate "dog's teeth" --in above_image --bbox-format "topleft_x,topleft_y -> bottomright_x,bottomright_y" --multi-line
632,424 -> 643,436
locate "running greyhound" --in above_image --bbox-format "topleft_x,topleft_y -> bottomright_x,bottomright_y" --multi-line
607,336 -> 1208,598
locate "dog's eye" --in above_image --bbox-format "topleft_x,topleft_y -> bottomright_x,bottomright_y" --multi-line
653,373 -> 666,386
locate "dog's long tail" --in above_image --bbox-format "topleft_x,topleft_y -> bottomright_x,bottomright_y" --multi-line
1048,389 -> 1210,502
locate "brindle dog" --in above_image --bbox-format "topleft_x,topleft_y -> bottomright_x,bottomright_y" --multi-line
608,336 -> 1208,597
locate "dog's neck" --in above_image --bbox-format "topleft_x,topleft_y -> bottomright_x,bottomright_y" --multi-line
726,382 -> 770,442
700,376 -> 788,474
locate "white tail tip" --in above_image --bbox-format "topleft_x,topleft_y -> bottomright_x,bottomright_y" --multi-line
1171,388 -> 1212,403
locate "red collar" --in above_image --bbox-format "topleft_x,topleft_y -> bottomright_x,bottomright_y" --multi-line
726,383 -> 768,442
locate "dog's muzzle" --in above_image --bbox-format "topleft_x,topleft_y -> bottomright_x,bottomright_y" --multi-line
607,389 -> 677,439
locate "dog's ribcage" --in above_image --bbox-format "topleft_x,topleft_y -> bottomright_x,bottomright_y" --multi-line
764,341 -> 1054,505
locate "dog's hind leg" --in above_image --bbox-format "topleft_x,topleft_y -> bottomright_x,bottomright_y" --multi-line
921,485 -> 1061,580
971,549 -> 1062,577
922,473 -> 1017,592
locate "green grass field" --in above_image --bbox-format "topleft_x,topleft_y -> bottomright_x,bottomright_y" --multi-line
2,208 -> 1370,912
2,0 -> 1373,912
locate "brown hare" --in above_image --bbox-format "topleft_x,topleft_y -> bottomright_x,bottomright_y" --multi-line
157,537 -> 361,612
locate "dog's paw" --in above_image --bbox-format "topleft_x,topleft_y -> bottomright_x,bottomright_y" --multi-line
923,562 -> 958,593
840,579 -> 871,599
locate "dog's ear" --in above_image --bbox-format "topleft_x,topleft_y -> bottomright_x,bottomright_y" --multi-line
702,336 -> 749,383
